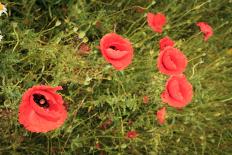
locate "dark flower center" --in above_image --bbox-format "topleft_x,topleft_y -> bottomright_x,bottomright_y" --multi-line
33,94 -> 49,108
109,46 -> 117,50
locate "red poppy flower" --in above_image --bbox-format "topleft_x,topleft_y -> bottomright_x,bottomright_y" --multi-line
156,107 -> 166,125
196,22 -> 213,41
18,85 -> 67,133
100,33 -> 134,70
157,46 -> 188,75
126,130 -> 138,139
159,36 -> 175,51
147,12 -> 166,33
161,75 -> 193,108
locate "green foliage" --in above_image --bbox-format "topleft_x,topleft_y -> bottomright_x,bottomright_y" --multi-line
0,0 -> 232,154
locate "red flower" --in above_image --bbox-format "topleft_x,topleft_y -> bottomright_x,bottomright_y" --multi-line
156,107 -> 166,125
18,85 -> 67,133
147,12 -> 166,33
79,43 -> 91,55
161,75 -> 193,108
95,142 -> 100,149
143,96 -> 149,104
126,131 -> 138,139
100,33 -> 134,70
159,36 -> 175,51
128,119 -> 133,126
99,118 -> 112,130
157,47 -> 188,75
196,22 -> 213,41
95,21 -> 101,29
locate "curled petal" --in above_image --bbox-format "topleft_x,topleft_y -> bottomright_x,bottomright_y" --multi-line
105,48 -> 129,60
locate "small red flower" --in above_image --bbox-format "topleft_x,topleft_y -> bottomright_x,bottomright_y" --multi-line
100,33 -> 134,70
143,96 -> 149,104
95,21 -> 101,29
95,142 -> 100,149
147,12 -> 166,33
161,75 -> 193,108
18,85 -> 67,133
99,118 -> 112,130
126,131 -> 138,139
157,46 -> 188,75
128,119 -> 133,126
79,43 -> 91,55
159,36 -> 175,51
196,22 -> 213,41
156,107 -> 166,125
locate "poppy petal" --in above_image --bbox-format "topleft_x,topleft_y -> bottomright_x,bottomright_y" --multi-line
147,12 -> 166,33
196,22 -> 213,41
105,48 -> 129,60
157,107 -> 166,125
159,36 -> 175,51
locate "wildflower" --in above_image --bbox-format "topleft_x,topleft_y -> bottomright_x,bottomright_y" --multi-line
99,118 -> 112,130
196,22 -> 213,41
157,46 -> 188,75
79,43 -> 91,55
0,3 -> 7,16
95,142 -> 100,149
126,130 -> 138,139
143,96 -> 149,104
159,36 -> 175,51
161,75 -> 193,108
128,119 -> 133,126
100,33 -> 134,70
95,21 -> 101,29
18,85 -> 67,133
147,12 -> 166,33
156,107 -> 166,125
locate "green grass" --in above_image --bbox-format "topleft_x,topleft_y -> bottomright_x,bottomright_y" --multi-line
0,0 -> 232,154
